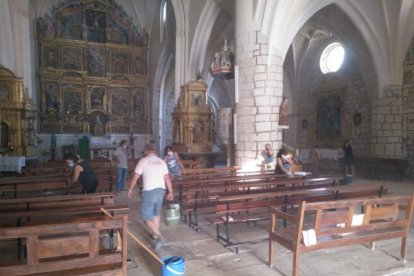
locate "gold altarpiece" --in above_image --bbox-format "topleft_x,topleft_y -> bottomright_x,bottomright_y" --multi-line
172,80 -> 217,167
37,0 -> 149,135
0,67 -> 37,156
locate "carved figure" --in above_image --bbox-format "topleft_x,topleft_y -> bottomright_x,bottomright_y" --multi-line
279,96 -> 288,126
91,87 -> 105,110
46,83 -> 58,112
193,121 -> 202,143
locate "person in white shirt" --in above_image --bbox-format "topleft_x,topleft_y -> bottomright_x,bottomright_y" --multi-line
112,140 -> 129,191
128,144 -> 174,250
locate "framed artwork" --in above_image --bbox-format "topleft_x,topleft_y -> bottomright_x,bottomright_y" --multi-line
110,90 -> 129,116
62,47 -> 82,70
89,86 -> 106,111
0,82 -> 11,101
132,87 -> 144,114
316,95 -> 341,139
131,54 -> 145,74
85,10 -> 107,43
191,91 -> 203,105
111,52 -> 129,74
87,46 -> 106,76
63,89 -> 83,114
44,82 -> 59,113
43,46 -> 58,68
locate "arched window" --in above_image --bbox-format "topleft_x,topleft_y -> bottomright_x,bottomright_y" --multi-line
320,42 -> 345,74
160,1 -> 167,41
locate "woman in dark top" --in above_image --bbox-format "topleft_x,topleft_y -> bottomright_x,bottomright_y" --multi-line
65,153 -> 98,193
343,140 -> 355,176
275,148 -> 294,175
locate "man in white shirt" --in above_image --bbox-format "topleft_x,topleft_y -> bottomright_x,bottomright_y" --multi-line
112,140 -> 129,192
128,144 -> 174,250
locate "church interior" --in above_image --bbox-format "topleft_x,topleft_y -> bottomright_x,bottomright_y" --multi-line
1,0 -> 414,275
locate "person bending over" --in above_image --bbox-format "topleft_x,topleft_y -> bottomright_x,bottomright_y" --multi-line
66,153 -> 98,193
274,148 -> 294,175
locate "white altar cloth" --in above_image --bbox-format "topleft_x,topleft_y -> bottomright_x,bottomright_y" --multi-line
0,156 -> 26,174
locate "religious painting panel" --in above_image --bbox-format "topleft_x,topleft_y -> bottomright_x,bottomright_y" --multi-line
62,85 -> 83,114
132,87 -> 144,114
88,86 -> 106,111
62,47 -> 82,70
131,54 -> 146,74
191,91 -> 204,106
85,10 -> 107,43
111,52 -> 129,74
87,46 -> 106,77
55,2 -> 82,40
110,88 -> 129,116
0,82 -> 11,101
43,82 -> 60,113
43,46 -> 58,68
316,95 -> 341,140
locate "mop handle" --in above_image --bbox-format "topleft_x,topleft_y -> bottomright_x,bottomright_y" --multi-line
100,207 -> 165,265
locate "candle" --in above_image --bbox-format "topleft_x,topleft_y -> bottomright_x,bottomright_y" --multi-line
234,65 -> 239,104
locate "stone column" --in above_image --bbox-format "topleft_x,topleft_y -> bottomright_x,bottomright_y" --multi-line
234,0 -> 284,168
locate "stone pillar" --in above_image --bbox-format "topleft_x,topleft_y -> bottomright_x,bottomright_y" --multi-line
370,85 -> 404,158
234,0 -> 284,168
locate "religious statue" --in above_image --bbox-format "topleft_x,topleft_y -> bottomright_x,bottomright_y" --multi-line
279,96 -> 288,126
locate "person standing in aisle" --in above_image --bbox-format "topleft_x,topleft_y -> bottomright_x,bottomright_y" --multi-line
128,144 -> 174,250
112,140 -> 129,192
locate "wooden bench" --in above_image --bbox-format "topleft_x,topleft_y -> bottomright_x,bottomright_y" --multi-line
181,176 -> 342,230
268,194 -> 414,276
208,184 -> 387,248
0,192 -> 115,212
353,157 -> 409,181
0,214 -> 128,275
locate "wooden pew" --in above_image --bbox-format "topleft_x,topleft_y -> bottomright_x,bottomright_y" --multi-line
0,214 -> 128,275
268,194 -> 414,276
0,192 -> 115,212
208,184 -> 387,248
179,176 -> 342,229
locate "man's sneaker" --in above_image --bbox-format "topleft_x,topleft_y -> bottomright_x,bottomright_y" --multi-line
154,237 -> 164,250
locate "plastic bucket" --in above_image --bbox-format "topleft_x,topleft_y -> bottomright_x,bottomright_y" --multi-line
162,256 -> 185,276
343,175 -> 353,184
164,207 -> 180,225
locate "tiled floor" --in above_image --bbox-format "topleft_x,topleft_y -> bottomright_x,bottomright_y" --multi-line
120,178 -> 414,276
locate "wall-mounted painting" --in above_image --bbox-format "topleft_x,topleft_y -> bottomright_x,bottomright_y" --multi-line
62,47 -> 82,70
110,88 -> 129,116
316,95 -> 341,139
131,54 -> 145,74
44,82 -> 59,113
43,46 -> 58,68
87,46 -> 106,77
132,87 -> 144,114
89,86 -> 106,111
111,52 -> 129,74
63,89 -> 82,114
85,10 -> 107,43
0,82 -> 11,101
191,91 -> 203,105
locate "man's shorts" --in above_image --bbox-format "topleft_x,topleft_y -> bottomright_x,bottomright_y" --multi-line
141,188 -> 165,221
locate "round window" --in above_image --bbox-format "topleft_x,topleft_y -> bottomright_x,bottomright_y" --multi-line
320,42 -> 345,74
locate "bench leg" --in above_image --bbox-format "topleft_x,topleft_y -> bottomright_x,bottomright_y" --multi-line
268,239 -> 274,267
216,224 -> 220,242
401,237 -> 407,263
293,252 -> 300,276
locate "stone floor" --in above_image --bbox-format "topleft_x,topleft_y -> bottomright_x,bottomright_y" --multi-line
119,178 -> 414,276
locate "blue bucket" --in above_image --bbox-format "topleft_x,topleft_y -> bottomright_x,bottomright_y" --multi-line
162,256 -> 186,276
